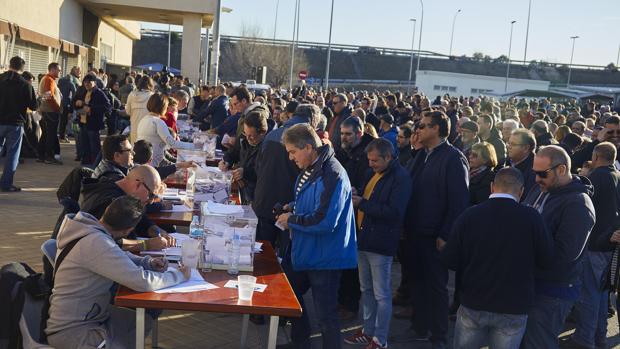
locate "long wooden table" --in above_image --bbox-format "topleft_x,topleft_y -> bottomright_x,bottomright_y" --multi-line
147,208 -> 197,226
115,242 -> 302,349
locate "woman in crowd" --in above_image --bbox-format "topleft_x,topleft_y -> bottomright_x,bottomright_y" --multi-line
468,141 -> 498,205
136,93 -> 194,166
126,76 -> 155,143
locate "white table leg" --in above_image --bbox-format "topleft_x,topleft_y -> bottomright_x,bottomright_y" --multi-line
267,316 -> 279,349
136,308 -> 145,349
240,314 -> 249,348
151,317 -> 158,348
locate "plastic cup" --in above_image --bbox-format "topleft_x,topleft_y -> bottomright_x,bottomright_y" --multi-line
237,275 -> 257,301
181,239 -> 200,268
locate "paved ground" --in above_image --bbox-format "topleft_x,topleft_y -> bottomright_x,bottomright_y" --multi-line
1,142 -> 620,348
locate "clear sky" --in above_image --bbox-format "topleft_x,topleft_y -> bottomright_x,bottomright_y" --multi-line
142,0 -> 620,67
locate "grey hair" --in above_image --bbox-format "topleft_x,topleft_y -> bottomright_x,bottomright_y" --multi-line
282,123 -> 322,150
531,120 -> 548,134
502,119 -> 519,130
295,104 -> 321,129
511,128 -> 536,153
171,89 -> 189,102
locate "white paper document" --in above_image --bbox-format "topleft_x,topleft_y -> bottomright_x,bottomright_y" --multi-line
223,280 -> 267,292
154,268 -> 219,293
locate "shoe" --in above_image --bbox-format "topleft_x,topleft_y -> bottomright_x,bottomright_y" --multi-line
389,328 -> 429,343
249,314 -> 265,325
392,306 -> 413,319
36,158 -> 45,163
1,185 -> 21,192
364,337 -> 387,349
344,330 -> 372,346
45,158 -> 63,165
338,308 -> 358,321
60,137 -> 70,143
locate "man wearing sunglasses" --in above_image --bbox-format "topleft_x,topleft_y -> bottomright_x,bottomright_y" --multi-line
80,165 -> 174,251
93,134 -> 134,181
521,145 -> 595,349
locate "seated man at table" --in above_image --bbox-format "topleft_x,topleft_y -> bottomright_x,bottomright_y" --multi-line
276,124 -> 357,349
80,164 -> 172,251
92,134 -> 133,181
133,139 -> 196,180
46,195 -> 190,349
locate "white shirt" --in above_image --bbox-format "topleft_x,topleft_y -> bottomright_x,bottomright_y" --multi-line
489,193 -> 519,202
136,113 -> 194,166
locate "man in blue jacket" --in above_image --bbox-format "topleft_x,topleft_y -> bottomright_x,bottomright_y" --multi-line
344,138 -> 412,349
196,84 -> 229,130
276,123 -> 357,349
397,111 -> 469,348
521,145 -> 596,349
81,74 -> 111,165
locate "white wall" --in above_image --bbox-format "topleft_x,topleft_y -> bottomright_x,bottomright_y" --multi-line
416,70 -> 550,98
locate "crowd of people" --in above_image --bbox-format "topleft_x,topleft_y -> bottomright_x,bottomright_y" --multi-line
2,52 -> 620,349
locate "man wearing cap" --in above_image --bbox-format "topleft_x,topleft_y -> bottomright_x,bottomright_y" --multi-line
378,114 -> 399,151
453,121 -> 480,158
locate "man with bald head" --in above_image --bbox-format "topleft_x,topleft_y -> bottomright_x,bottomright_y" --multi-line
79,164 -> 172,251
521,145 -> 596,349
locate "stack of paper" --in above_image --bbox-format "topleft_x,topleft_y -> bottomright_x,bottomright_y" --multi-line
154,268 -> 219,293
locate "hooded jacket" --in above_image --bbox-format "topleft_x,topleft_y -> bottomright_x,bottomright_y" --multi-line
0,71 -> 38,125
523,176 -> 596,295
126,90 -> 154,142
287,145 -> 358,270
46,212 -> 184,335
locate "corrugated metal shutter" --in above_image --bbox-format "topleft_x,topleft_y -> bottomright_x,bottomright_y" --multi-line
67,54 -> 78,71
29,43 -> 49,77
13,41 -> 30,71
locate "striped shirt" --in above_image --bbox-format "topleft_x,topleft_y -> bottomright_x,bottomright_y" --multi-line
296,168 -> 313,196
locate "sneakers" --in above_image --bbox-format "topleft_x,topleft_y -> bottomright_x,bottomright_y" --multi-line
1,185 -> 21,192
45,158 -> 63,165
344,330 -> 372,346
365,337 -> 387,349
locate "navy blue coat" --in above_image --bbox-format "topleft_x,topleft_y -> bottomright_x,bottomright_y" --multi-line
405,141 -> 470,241
197,94 -> 229,129
86,87 -> 112,131
523,176 -> 595,290
357,159 -> 412,256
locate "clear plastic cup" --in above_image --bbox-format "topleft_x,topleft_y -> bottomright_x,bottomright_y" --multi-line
237,275 -> 257,301
181,239 -> 200,268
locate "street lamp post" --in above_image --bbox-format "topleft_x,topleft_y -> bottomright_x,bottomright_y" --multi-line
414,0 -> 424,87
616,43 -> 619,67
407,19 -> 417,95
505,20 -> 516,93
567,35 -> 579,87
324,0 -> 335,90
273,0 -> 280,42
524,0 -> 532,63
449,9 -> 461,57
288,0 -> 300,89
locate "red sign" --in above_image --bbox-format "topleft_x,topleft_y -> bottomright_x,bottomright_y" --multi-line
298,70 -> 308,80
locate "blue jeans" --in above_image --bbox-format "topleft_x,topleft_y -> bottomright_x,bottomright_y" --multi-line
0,124 -> 23,189
282,255 -> 342,349
454,306 -> 527,349
573,251 -> 612,348
358,251 -> 392,346
520,294 -> 575,349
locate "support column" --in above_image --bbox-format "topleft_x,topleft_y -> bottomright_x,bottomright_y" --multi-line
209,0 -> 222,85
201,28 -> 210,86
181,13 -> 202,84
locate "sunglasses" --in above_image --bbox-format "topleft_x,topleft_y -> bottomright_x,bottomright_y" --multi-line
137,180 -> 157,200
534,164 -> 561,178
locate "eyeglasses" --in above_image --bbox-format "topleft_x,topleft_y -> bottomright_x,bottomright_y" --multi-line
137,180 -> 157,200
534,164 -> 561,179
119,148 -> 135,155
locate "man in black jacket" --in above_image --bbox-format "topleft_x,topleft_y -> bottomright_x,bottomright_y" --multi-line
521,145 -> 596,349
441,167 -> 553,349
335,116 -> 373,191
395,111 -> 469,348
344,138 -> 412,349
571,142 -> 620,348
220,107 -> 268,204
0,56 -> 38,192
507,128 -> 537,199
572,116 -> 620,171
327,93 -> 353,151
253,104 -> 320,255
